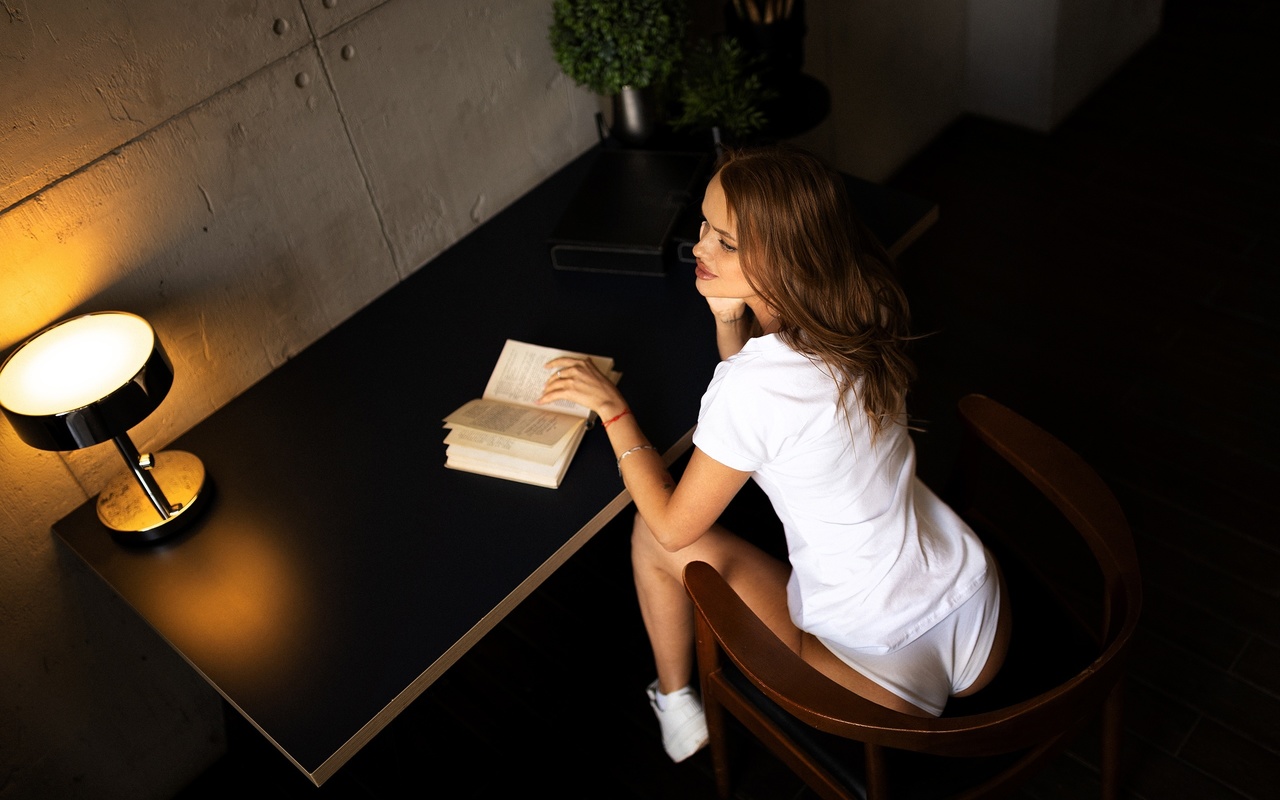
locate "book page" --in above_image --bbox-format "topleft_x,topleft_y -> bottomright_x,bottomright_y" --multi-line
444,420 -> 580,465
482,340 -> 614,418
444,399 -> 581,447
445,424 -> 588,489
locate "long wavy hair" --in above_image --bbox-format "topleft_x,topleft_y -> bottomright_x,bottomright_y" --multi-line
715,144 -> 916,436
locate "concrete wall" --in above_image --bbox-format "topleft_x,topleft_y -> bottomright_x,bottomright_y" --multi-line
0,2 -> 597,797
0,0 -> 1159,796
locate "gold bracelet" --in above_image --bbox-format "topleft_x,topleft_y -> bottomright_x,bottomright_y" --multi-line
617,444 -> 657,475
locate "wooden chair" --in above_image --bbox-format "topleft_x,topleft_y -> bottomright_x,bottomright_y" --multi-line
684,393 -> 1142,799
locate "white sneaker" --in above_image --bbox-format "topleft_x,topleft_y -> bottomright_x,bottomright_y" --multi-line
647,679 -> 709,762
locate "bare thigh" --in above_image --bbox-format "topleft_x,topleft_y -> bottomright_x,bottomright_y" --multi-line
632,514 -> 798,649
639,514 -> 952,718
637,515 -> 931,715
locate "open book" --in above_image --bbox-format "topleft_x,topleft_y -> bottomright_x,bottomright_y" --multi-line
442,339 -> 619,488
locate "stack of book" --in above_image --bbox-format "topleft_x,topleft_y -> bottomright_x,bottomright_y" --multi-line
442,339 -> 619,489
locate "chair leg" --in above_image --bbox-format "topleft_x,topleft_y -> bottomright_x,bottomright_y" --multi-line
1100,680 -> 1125,800
695,608 -> 734,799
704,685 -> 733,798
865,743 -> 889,800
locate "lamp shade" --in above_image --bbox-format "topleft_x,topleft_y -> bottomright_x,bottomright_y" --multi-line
0,312 -> 174,451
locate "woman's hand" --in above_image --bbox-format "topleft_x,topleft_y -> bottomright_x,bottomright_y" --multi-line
705,296 -> 749,325
538,357 -> 627,420
706,297 -> 757,360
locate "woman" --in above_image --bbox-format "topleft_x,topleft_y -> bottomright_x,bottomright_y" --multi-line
539,145 -> 1010,763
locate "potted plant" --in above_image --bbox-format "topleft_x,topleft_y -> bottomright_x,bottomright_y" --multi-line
549,0 -> 688,146
670,35 -> 776,148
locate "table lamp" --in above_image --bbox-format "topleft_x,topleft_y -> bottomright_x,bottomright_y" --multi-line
0,311 -> 209,545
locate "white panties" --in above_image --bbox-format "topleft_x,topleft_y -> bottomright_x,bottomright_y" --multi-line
817,549 -> 1002,716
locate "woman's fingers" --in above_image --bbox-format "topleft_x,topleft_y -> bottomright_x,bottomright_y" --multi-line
538,358 -> 590,403
706,296 -> 748,323
543,357 -> 586,389
538,357 -> 623,415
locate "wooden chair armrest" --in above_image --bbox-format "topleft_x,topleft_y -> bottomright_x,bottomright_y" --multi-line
686,560 -> 946,742
686,557 -> 1131,757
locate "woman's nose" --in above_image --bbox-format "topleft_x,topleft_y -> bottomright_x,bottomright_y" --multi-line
692,221 -> 710,259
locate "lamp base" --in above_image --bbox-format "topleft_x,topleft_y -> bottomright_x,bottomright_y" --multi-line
97,450 -> 210,545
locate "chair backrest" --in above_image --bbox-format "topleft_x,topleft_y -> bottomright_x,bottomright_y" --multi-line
953,394 -> 1141,654
685,393 -> 1143,799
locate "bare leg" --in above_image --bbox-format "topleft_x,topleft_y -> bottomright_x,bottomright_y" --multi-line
630,512 -> 795,694
631,511 -> 970,719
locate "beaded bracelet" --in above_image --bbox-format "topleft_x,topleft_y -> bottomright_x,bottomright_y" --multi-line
602,408 -> 631,428
616,444 -> 657,475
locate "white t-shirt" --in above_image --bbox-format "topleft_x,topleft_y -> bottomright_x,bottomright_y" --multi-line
693,334 -> 990,655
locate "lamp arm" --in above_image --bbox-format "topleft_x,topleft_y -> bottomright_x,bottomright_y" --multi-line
112,433 -> 176,520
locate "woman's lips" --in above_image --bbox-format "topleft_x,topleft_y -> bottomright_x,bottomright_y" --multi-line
695,262 -> 716,280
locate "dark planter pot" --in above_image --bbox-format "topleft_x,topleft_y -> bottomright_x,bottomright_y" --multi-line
611,85 -> 659,147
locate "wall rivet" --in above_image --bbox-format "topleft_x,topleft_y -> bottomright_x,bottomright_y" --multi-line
273,18 -> 289,35
323,0 -> 337,8
341,45 -> 355,61
295,72 -> 311,88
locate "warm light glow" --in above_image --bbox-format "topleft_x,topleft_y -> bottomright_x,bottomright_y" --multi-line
0,312 -> 156,416
141,519 -> 311,686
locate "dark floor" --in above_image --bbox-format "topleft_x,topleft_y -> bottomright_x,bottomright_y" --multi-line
176,1 -> 1278,797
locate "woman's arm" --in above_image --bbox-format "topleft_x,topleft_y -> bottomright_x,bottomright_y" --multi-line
602,413 -> 751,551
538,358 -> 751,551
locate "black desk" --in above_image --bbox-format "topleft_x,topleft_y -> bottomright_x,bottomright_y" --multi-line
52,147 -> 936,785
